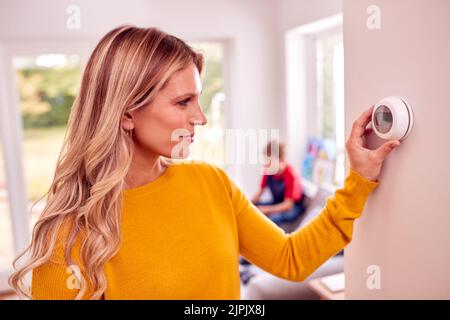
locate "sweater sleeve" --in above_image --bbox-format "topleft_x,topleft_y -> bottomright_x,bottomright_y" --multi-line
32,260 -> 83,300
218,167 -> 379,282
31,223 -> 94,300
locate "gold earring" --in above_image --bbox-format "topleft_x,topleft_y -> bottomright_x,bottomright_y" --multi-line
126,128 -> 133,139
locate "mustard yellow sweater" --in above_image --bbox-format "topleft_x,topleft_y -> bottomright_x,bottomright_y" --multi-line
31,161 -> 378,299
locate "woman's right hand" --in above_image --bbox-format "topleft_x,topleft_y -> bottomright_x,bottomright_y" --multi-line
345,106 -> 401,182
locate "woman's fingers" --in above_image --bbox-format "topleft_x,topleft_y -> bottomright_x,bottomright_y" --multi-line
364,127 -> 373,135
373,140 -> 401,162
349,106 -> 374,145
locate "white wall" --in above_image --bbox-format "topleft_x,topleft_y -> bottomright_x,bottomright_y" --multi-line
344,0 -> 450,298
0,0 -> 282,195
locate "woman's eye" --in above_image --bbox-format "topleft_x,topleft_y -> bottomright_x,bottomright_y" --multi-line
178,98 -> 191,107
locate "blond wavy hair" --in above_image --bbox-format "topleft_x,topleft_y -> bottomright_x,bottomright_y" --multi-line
8,25 -> 204,299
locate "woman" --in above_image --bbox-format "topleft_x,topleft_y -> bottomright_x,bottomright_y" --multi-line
8,25 -> 400,300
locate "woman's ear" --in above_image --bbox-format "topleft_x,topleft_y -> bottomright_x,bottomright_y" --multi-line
121,112 -> 134,131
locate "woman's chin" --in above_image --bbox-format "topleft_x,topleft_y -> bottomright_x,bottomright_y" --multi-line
166,145 -> 191,159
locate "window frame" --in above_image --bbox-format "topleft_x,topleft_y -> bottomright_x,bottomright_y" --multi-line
285,14 -> 343,192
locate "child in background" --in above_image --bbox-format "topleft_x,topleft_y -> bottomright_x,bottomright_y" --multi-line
251,140 -> 306,226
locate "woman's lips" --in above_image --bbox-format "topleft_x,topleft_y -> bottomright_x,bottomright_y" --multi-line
179,135 -> 194,142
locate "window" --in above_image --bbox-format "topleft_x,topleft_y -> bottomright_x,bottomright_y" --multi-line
285,15 -> 344,191
8,43 -> 225,236
1,43 -> 226,282
12,54 -> 82,231
315,33 -> 345,186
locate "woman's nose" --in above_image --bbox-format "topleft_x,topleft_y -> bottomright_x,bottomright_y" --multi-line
190,106 -> 208,126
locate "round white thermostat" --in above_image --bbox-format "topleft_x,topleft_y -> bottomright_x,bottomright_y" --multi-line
372,96 -> 414,141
